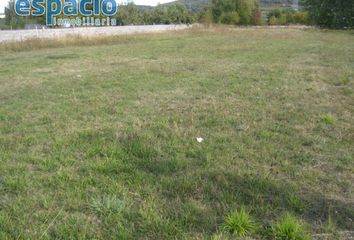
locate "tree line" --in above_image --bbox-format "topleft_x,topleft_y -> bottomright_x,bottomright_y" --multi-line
115,3 -> 195,25
2,0 -> 353,29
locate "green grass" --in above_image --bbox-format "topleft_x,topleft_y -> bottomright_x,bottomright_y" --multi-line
0,27 -> 353,239
321,114 -> 336,125
223,207 -> 256,236
272,214 -> 310,240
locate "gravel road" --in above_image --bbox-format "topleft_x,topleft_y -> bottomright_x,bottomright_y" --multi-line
0,24 -> 190,43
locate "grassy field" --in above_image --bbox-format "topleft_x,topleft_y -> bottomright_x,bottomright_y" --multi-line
0,27 -> 353,239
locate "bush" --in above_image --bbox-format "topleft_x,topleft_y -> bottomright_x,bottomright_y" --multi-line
115,3 -> 195,26
267,8 -> 309,25
198,7 -> 214,24
220,11 -> 240,24
269,16 -> 277,25
211,0 -> 261,25
293,12 -> 308,24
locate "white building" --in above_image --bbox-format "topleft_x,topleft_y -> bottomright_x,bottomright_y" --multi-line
0,13 -> 5,19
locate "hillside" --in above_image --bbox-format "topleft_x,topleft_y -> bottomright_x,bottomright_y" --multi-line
160,0 -> 296,12
161,0 -> 210,12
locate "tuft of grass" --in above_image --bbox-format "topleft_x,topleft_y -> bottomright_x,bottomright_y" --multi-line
321,114 -> 336,125
272,214 -> 310,240
91,195 -> 127,216
287,194 -> 305,214
334,76 -> 351,86
223,207 -> 257,237
210,232 -> 231,240
323,212 -> 340,239
122,134 -> 157,160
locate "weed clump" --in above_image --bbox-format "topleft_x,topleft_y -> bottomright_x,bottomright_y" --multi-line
272,214 -> 310,240
223,207 -> 256,237
321,114 -> 335,125
288,194 -> 305,214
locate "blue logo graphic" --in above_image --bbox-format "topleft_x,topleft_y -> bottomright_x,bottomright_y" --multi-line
15,0 -> 118,26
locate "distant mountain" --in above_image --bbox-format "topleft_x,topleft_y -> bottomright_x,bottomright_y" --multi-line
160,0 -> 210,12
136,5 -> 154,11
158,0 -> 295,12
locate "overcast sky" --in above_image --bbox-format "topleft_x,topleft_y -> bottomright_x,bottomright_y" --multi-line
0,0 -> 7,14
0,0 -> 176,14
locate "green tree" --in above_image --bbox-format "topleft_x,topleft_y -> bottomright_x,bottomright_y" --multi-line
167,4 -> 194,24
5,0 -> 26,29
267,8 -> 308,25
303,0 -> 354,28
145,4 -> 195,25
115,3 -> 142,25
211,0 -> 260,25
220,11 -> 240,24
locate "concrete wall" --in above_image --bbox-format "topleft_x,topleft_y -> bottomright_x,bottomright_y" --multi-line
0,24 -> 190,43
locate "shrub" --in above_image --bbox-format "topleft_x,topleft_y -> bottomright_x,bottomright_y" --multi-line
293,12 -> 308,24
288,194 -> 305,214
267,8 -> 309,25
95,2 -> 196,26
278,14 -> 288,25
211,0 -> 260,25
223,207 -> 256,237
268,8 -> 282,19
269,16 -> 277,25
272,214 -> 310,240
220,11 -> 240,24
